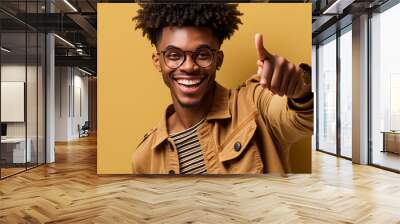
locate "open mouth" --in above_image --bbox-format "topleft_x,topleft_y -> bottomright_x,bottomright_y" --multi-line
173,77 -> 206,89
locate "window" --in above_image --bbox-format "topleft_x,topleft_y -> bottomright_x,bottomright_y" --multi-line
339,27 -> 352,158
370,2 -> 400,171
317,35 -> 337,154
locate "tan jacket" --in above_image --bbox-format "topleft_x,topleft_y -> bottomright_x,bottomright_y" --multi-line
132,74 -> 313,174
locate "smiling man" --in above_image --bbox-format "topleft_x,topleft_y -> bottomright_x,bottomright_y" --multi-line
132,3 -> 313,174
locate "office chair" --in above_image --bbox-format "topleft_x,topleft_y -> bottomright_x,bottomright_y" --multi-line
79,121 -> 90,138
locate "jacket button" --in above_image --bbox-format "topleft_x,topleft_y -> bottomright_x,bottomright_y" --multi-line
234,141 -> 241,152
169,170 -> 175,174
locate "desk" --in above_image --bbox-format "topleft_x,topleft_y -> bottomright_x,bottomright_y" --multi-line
381,131 -> 400,154
1,138 -> 31,163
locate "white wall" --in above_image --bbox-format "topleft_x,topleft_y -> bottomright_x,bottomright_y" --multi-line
55,67 -> 89,141
72,72 -> 89,138
1,65 -> 26,131
1,82 -> 25,122
55,66 -> 70,141
1,65 -> 39,138
1,63 -> 46,164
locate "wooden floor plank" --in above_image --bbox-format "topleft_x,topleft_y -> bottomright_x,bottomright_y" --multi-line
0,134 -> 399,223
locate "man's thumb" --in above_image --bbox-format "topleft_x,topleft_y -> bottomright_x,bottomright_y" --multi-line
255,33 -> 266,60
255,33 -> 273,61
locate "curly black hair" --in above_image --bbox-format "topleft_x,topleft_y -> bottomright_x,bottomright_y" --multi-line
133,3 -> 243,46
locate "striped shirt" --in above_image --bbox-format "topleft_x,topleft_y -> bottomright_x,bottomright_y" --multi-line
169,118 -> 207,174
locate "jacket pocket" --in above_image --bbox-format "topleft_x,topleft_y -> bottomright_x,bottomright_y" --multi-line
218,117 -> 263,173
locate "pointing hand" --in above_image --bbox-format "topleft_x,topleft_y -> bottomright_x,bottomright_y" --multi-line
255,33 -> 310,99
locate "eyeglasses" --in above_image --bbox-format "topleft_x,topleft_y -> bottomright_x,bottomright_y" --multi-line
157,46 -> 219,69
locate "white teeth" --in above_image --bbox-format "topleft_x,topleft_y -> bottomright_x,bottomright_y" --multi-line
176,79 -> 202,86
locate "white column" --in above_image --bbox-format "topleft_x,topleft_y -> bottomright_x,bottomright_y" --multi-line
352,14 -> 369,164
45,0 -> 55,163
46,32 -> 55,163
55,67 -> 73,141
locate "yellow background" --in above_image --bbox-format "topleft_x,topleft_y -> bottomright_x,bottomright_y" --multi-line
98,3 -> 312,174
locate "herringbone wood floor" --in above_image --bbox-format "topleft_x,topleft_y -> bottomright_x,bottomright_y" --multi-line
0,134 -> 399,224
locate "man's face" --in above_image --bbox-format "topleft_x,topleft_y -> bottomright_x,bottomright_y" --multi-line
152,26 -> 223,108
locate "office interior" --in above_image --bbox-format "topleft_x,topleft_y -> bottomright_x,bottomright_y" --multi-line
0,0 -> 97,179
312,0 -> 400,172
0,0 -> 399,222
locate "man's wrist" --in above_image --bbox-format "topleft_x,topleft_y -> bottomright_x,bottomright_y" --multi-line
291,90 -> 313,103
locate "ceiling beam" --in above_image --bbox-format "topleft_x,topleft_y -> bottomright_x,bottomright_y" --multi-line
55,55 -> 96,69
67,13 -> 97,39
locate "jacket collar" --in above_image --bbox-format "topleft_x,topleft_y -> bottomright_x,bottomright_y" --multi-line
152,82 -> 231,150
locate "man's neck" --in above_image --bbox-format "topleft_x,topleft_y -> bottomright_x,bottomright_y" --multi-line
167,85 -> 214,134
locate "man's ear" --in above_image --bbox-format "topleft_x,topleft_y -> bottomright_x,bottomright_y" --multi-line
216,51 -> 224,70
152,53 -> 162,72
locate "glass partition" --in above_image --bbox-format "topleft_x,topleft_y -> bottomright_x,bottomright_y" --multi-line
0,1 -> 46,179
38,32 -> 45,165
1,30 -> 28,177
27,30 -> 38,169
339,26 -> 352,158
370,3 -> 400,171
317,35 -> 337,154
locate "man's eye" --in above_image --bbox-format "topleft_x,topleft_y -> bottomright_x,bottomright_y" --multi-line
196,52 -> 211,59
166,53 -> 181,60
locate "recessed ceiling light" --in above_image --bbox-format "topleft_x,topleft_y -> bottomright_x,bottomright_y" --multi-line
322,0 -> 355,15
54,34 -> 75,48
77,67 -> 93,76
63,0 -> 78,12
1,47 -> 11,53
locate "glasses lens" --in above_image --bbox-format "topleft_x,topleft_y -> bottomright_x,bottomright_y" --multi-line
194,48 -> 213,68
164,48 -> 184,69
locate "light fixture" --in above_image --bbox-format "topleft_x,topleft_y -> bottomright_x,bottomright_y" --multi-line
322,0 -> 355,15
77,67 -> 94,76
76,48 -> 88,56
63,0 -> 78,12
54,34 -> 75,48
1,47 -> 11,53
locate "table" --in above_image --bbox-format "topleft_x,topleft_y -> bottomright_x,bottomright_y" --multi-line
1,138 -> 32,163
381,131 -> 400,154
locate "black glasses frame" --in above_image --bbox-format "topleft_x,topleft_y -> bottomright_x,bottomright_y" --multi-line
157,46 -> 220,69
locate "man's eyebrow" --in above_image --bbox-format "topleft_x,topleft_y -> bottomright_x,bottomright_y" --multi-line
195,44 -> 212,49
164,45 -> 179,50
163,44 -> 213,51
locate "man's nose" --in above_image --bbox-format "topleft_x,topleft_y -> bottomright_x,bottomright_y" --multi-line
179,54 -> 199,72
